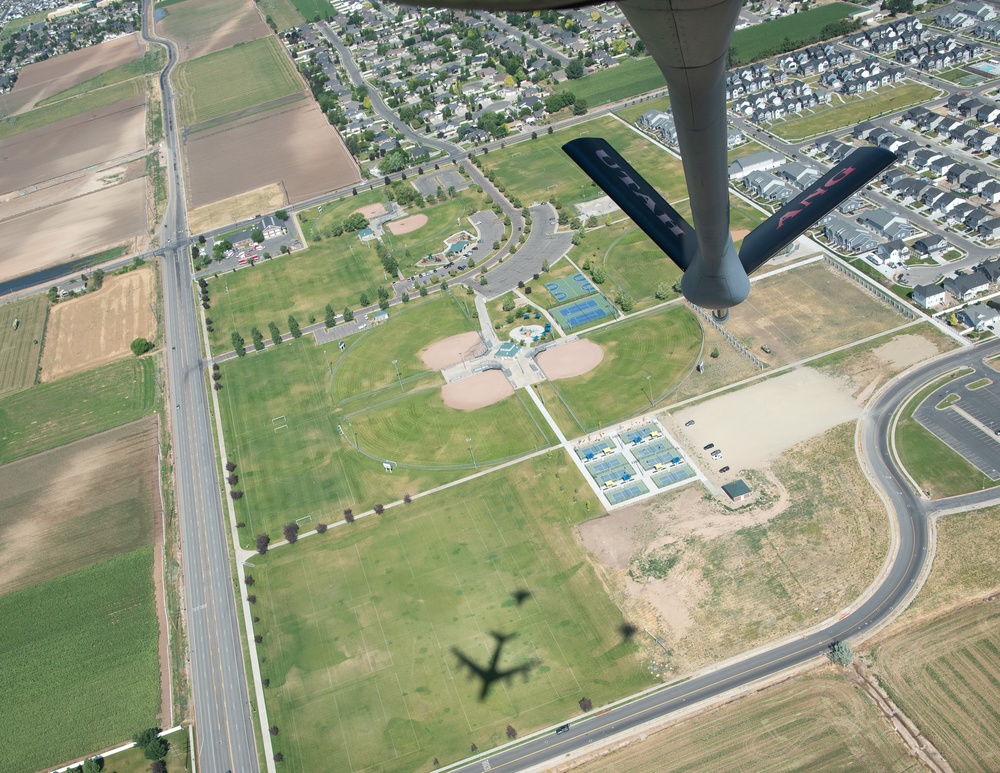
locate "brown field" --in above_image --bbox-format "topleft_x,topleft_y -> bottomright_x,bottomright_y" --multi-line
0,94 -> 146,194
40,266 -> 157,381
184,99 -> 360,208
385,213 -> 428,234
0,177 -> 147,282
557,672 -> 917,772
537,339 -> 604,379
441,369 -> 514,409
727,260 -> 912,366
0,294 -> 47,398
158,0 -> 271,62
187,182 -> 286,233
0,416 -> 160,596
4,33 -> 144,113
870,600 -> 1000,772
420,331 -> 482,370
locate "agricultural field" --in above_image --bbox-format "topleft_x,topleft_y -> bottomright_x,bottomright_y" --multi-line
0,546 -> 161,773
565,672 -> 916,772
872,601 -> 1000,772
0,294 -> 47,398
0,355 -> 157,465
36,48 -> 165,107
258,0 -> 305,30
478,116 -> 688,212
157,0 -> 271,62
728,2 -> 864,66
253,453 -> 652,772
555,56 -> 666,107
0,77 -> 144,140
536,304 -> 701,434
41,267 -> 158,381
217,294 -> 558,543
184,98 -> 360,210
188,182 -> 287,233
173,37 -> 304,126
769,82 -> 940,142
0,417 -> 159,595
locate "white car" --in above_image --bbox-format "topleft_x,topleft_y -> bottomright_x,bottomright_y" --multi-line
711,449 -> 723,459
358,323 -> 368,330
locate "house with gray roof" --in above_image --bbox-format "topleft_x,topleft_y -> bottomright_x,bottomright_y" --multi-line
823,216 -> 879,253
959,303 -> 1000,330
859,210 -> 914,239
727,150 -> 785,180
945,272 -> 990,300
912,283 -> 947,308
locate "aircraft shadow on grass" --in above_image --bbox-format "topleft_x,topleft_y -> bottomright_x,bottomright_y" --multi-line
452,631 -> 540,701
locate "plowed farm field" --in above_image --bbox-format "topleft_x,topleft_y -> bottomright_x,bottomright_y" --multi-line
184,99 -> 359,208
157,0 -> 271,62
41,266 -> 157,381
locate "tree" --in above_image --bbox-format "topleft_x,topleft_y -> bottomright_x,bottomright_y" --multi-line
614,289 -> 634,313
269,725 -> 280,736
506,724 -> 517,739
232,331 -> 246,357
829,640 -> 854,666
150,762 -> 167,773
565,59 -> 584,79
374,503 -> 385,514
132,729 -> 168,761
325,304 -> 337,328
256,533 -> 271,554
251,228 -> 265,243
82,758 -> 103,773
131,337 -> 153,357
274,753 -> 284,763
403,493 -> 412,504
275,209 -> 289,221
268,321 -> 283,346
418,285 -> 428,297
344,507 -> 355,522
359,291 -> 371,306
244,575 -> 254,586
316,522 -> 328,534
226,461 -> 237,472
251,326 -> 265,351
283,522 -> 300,543
591,266 -> 606,284
579,696 -> 593,712
343,307 -> 355,322
502,292 -> 516,312
654,283 -> 671,300
288,315 -> 302,338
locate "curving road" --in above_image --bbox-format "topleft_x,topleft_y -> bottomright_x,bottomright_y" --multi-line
142,2 -> 258,771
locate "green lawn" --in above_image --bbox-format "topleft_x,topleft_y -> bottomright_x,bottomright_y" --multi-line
545,305 -> 702,434
258,0 -> 305,29
770,83 -> 940,142
36,48 -> 165,107
555,57 -> 666,107
0,294 -> 47,398
0,547 -> 160,773
173,37 -> 303,126
479,117 -> 687,211
729,3 -> 863,65
288,0 -> 334,21
253,453 -> 652,772
613,95 -> 670,125
0,80 -> 145,140
0,356 -> 157,465
218,295 -> 558,544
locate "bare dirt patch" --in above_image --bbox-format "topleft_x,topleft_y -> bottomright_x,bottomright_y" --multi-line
0,416 -> 159,596
385,214 -> 428,235
731,228 -> 750,241
872,333 -> 940,369
6,34 -> 144,113
0,177 -> 147,282
40,267 -> 157,381
0,95 -> 146,194
354,203 -> 388,218
184,99 -> 360,208
441,369 -> 514,410
537,339 -> 605,380
187,182 -> 286,233
419,331 -> 482,370
158,0 -> 270,62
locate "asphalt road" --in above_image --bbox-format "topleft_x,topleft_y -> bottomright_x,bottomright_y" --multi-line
143,2 -> 258,771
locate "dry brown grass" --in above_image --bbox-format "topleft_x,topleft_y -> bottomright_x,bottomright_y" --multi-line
186,182 -> 286,234
0,417 -> 160,596
40,266 -> 157,381
158,0 -> 270,62
555,671 -> 917,773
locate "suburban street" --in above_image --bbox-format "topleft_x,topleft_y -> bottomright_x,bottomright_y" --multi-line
143,2 -> 259,772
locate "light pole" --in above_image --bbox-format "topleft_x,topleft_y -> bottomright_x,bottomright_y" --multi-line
392,359 -> 403,391
467,437 -> 477,470
647,374 -> 653,405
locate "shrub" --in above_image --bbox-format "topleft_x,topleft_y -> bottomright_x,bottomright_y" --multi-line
579,696 -> 593,712
247,594 -> 256,604
316,522 -> 328,534
344,508 -> 354,523
229,490 -> 243,500
269,726 -> 280,736
244,575 -> 254,586
226,461 -> 237,472
506,725 -> 517,739
130,337 -> 154,357
254,634 -> 263,643
373,503 -> 385,515
403,493 -> 412,504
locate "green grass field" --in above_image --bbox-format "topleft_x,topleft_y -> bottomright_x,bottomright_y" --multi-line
555,57 -> 666,107
173,37 -> 303,126
613,95 -> 670,125
479,117 -> 687,211
0,295 -> 47,398
253,453 -> 652,771
97,728 -> 191,773
770,83 -> 939,142
218,295 -> 558,544
1,8 -> 49,38
543,305 -> 702,434
288,0 -> 334,21
729,3 -> 862,65
0,79 -> 145,140
258,0 -> 305,29
37,49 -> 166,107
0,546 -> 160,773
0,356 -> 157,465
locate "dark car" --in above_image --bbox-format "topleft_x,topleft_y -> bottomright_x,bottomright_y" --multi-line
761,344 -> 772,354
556,724 -> 570,735
685,419 -> 695,426
719,466 -> 730,473
704,443 -> 714,450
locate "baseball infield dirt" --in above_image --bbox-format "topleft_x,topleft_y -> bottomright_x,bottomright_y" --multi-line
441,369 -> 514,410
536,339 -> 605,380
40,267 -> 157,381
385,214 -> 428,235
420,331 -> 482,370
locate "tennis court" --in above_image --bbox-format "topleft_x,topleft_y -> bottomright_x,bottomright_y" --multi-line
632,440 -> 685,472
606,481 -> 649,505
586,454 -> 637,486
551,295 -> 617,330
576,439 -> 615,460
651,466 -> 696,488
545,272 -> 597,302
618,424 -> 663,446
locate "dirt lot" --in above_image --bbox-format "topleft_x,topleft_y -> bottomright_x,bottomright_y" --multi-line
420,331 -> 482,370
0,94 -> 147,194
537,339 -> 605,379
40,267 -> 157,381
187,182 -> 286,234
0,177 -> 147,282
4,33 -> 144,114
184,99 -> 360,208
441,369 -> 514,409
158,0 -> 270,62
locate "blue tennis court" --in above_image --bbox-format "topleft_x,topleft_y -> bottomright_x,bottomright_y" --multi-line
545,272 -> 597,302
633,441 -> 684,471
496,342 -> 519,358
619,424 -> 663,446
586,454 -> 636,486
551,295 -> 617,330
607,481 -> 649,504
652,467 -> 696,488
576,439 -> 615,460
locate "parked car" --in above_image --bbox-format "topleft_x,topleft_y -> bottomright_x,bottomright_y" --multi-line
719,466 -> 730,473
711,449 -> 723,459
685,419 -> 695,426
761,344 -> 772,354
556,724 -> 570,735
703,443 -> 714,450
